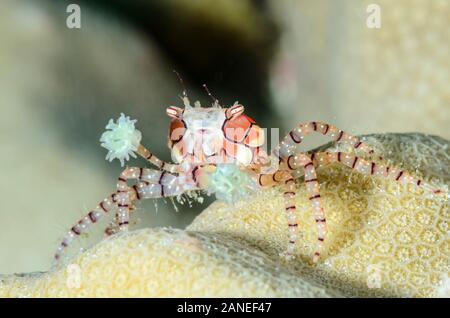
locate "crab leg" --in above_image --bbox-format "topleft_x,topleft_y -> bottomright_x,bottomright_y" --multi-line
257,170 -> 300,259
278,149 -> 446,262
281,173 -> 301,260
281,154 -> 327,262
137,144 -> 179,173
313,152 -> 446,196
257,167 -> 324,261
256,170 -> 290,187
257,171 -> 299,249
54,192 -> 119,262
54,168 -> 195,263
276,122 -> 380,160
112,165 -> 216,233
115,167 -> 194,231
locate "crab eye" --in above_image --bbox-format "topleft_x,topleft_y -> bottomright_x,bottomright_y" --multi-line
226,104 -> 245,119
166,106 -> 183,119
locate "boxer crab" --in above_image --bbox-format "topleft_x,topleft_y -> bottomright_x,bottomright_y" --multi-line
54,91 -> 445,263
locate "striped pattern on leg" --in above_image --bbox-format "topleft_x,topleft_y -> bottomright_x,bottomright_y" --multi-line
277,122 -> 378,159
54,193 -> 117,262
302,161 -> 327,263
116,170 -> 132,231
137,144 -> 179,173
282,173 -> 299,260
254,169 -> 300,260
280,153 -> 327,262
256,170 -> 291,187
115,167 -> 181,231
316,152 -> 446,196
107,170 -> 191,237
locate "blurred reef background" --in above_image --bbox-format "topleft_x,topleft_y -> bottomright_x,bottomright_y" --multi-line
0,0 -> 448,274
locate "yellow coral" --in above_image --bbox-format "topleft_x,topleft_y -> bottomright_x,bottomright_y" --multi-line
0,229 -> 339,297
0,134 -> 448,297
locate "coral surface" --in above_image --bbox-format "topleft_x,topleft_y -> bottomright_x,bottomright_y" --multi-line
0,133 -> 448,297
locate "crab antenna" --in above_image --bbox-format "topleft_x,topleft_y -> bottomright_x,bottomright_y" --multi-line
202,84 -> 220,106
173,70 -> 187,97
173,70 -> 192,108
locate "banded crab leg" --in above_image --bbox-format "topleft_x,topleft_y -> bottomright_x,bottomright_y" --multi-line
136,144 -> 179,173
281,154 -> 327,262
314,151 -> 446,197
282,173 -> 301,260
115,167 -> 194,232
257,169 -> 308,260
110,164 -> 215,234
275,122 -> 380,161
54,183 -> 149,263
277,149 -> 446,263
54,192 -> 119,262
109,154 -> 179,234
54,168 -> 194,263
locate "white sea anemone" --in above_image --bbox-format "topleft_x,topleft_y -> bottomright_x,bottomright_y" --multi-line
100,113 -> 142,166
206,164 -> 257,203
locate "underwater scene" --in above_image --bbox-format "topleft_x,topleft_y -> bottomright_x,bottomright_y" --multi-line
0,0 -> 448,299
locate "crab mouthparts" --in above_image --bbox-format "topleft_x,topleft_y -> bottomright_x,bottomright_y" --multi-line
198,128 -> 212,134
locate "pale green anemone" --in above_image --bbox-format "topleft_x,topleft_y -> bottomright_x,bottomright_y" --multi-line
100,113 -> 142,166
205,164 -> 257,203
